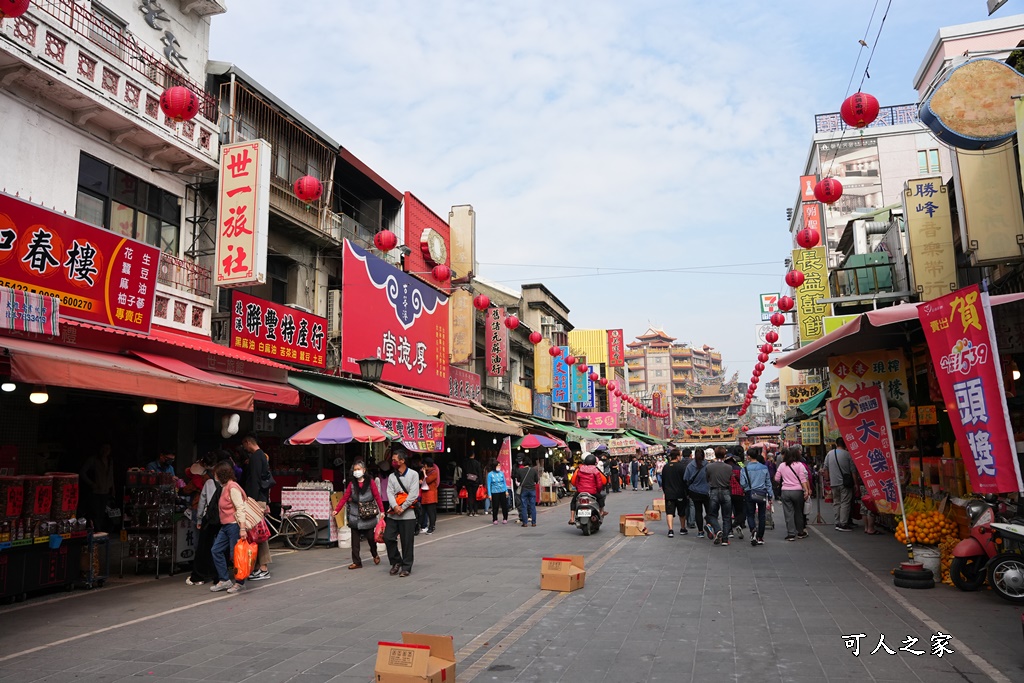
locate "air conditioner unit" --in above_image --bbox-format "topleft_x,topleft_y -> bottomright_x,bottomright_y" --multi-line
327,290 -> 341,336
554,323 -> 565,333
540,316 -> 555,326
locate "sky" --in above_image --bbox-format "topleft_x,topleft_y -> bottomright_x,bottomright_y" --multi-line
209,1 -> 1013,398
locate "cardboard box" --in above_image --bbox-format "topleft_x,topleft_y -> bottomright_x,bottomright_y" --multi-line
540,555 -> 586,592
375,632 -> 456,683
644,506 -> 662,522
540,490 -> 558,504
652,499 -> 666,512
619,514 -> 650,536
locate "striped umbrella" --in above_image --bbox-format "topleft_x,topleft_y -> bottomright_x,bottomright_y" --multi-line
286,417 -> 395,445
513,433 -> 566,449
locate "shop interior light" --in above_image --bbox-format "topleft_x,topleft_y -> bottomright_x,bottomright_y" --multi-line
29,387 -> 49,404
1013,361 -> 1021,381
268,412 -> 277,420
1,382 -> 15,392
446,447 -> 451,453
470,440 -> 476,447
316,412 -> 326,421
142,402 -> 158,414
492,438 -> 497,445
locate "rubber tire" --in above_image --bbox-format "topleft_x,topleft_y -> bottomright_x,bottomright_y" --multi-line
285,514 -> 318,550
894,568 -> 934,582
949,556 -> 986,592
986,552 -> 1024,604
893,576 -> 935,589
580,523 -> 591,536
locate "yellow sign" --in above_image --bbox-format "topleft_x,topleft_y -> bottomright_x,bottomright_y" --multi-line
786,384 -> 821,406
955,143 -> 1024,265
512,384 -> 532,414
800,420 -> 821,446
903,177 -> 956,301
567,329 -> 608,365
891,405 -> 939,429
828,350 -> 910,420
534,339 -> 553,394
448,205 -> 475,282
823,314 -> 859,336
792,247 -> 832,344
449,289 -> 474,365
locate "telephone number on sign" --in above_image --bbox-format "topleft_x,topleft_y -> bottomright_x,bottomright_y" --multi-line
0,278 -> 93,311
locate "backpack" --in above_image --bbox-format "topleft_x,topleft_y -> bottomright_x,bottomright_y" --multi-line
203,480 -> 222,526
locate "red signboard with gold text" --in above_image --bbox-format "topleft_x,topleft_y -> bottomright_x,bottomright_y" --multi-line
607,329 -> 624,367
0,192 -> 159,332
230,291 -> 327,369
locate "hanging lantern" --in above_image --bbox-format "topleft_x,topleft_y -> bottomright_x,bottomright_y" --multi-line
749,382 -> 759,390
760,343 -> 773,354
529,331 -> 543,345
431,264 -> 451,282
0,1 -> 32,20
599,378 -> 608,387
577,364 -> 588,374
373,229 -> 398,252
503,314 -> 520,330
472,294 -> 490,311
814,177 -> 843,204
777,295 -> 794,312
672,429 -> 679,436
752,367 -> 762,377
742,425 -> 749,432
755,362 -> 765,372
614,389 -> 623,398
840,91 -> 880,129
765,330 -> 779,344
796,228 -> 820,249
159,86 -> 200,123
589,372 -> 599,382
713,427 -> 720,434
785,270 -> 805,288
700,428 -> 708,435
549,346 -> 562,357
685,429 -> 693,436
770,312 -> 786,327
608,381 -> 618,391
293,175 -> 323,203
565,355 -> 576,366
757,352 -> 769,363
727,427 -> 735,434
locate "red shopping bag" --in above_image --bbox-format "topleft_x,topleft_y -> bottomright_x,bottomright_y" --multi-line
233,539 -> 257,581
374,517 -> 386,544
458,487 -> 468,499
476,486 -> 487,501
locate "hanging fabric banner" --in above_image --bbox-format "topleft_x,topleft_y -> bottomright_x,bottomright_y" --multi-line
486,307 -> 508,377
552,346 -> 570,403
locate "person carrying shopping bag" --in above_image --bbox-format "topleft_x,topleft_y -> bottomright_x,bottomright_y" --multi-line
487,461 -> 510,524
333,462 -> 385,569
209,462 -> 250,594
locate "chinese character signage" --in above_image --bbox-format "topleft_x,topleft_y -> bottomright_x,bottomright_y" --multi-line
756,323 -> 783,353
215,140 -> 270,288
607,381 -> 622,417
552,346 -> 570,403
498,437 -> 513,488
341,240 -> 449,394
800,419 -> 821,446
903,177 -> 956,301
581,372 -> 596,409
230,291 -> 327,368
828,350 -> 910,421
803,202 -> 821,234
760,293 -> 779,322
792,247 -> 832,344
786,384 -> 821,407
448,365 -> 481,403
607,329 -> 624,367
449,289 -> 474,364
571,356 -> 589,404
918,285 -> 1023,493
364,415 -> 445,453
0,193 -> 159,333
582,411 -> 618,430
533,393 -> 552,419
954,144 -> 1024,265
512,383 -> 532,413
1,287 -> 58,335
652,391 -> 662,414
826,384 -> 900,515
534,338 -> 553,394
487,307 -> 508,377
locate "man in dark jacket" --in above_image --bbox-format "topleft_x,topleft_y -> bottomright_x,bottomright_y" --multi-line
514,458 -> 540,527
661,448 -> 689,537
462,453 -> 483,517
241,435 -> 273,580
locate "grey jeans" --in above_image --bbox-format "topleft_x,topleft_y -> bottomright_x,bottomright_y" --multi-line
781,490 -> 807,537
832,484 -> 853,527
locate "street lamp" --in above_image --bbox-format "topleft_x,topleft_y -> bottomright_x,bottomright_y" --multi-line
578,416 -> 590,430
357,357 -> 386,384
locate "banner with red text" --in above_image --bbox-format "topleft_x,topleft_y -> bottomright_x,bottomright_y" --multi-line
486,307 -> 508,377
230,291 -> 327,368
919,285 -> 1023,493
607,329 -> 624,367
215,141 -> 270,288
364,414 -> 444,453
499,437 -> 512,488
448,365 -> 482,403
826,384 -> 900,515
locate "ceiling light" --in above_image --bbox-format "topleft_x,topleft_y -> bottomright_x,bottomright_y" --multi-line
268,412 -> 277,420
1,382 -> 15,392
142,402 -> 158,414
29,388 -> 49,404
316,413 -> 326,421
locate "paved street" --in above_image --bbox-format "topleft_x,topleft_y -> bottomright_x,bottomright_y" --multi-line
0,491 -> 1020,683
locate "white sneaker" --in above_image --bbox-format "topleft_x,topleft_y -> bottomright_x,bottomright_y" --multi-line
209,581 -> 231,592
226,583 -> 244,594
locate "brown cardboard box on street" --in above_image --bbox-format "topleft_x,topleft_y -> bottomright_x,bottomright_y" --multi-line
540,555 -> 586,592
652,498 -> 666,512
619,513 -> 650,536
644,506 -> 662,522
375,632 -> 456,683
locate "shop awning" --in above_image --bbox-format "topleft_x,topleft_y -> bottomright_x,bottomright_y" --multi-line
130,351 -> 300,406
1,336 -> 253,411
288,375 -> 434,421
744,425 -> 783,437
625,429 -> 671,447
797,390 -> 828,417
528,418 -> 604,442
378,388 -> 522,436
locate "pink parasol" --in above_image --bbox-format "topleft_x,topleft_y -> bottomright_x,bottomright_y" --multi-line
285,417 -> 395,445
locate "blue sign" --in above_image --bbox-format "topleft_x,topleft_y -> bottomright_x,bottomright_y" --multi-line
571,360 -> 589,405
581,374 -> 596,409
552,347 -> 570,403
533,393 -> 553,419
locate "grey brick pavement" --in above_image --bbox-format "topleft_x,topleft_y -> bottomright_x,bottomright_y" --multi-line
0,490 -> 1019,683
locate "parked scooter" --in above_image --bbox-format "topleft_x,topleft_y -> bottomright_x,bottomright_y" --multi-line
987,522 -> 1024,604
574,492 -> 603,536
555,476 -> 569,500
950,496 -> 1024,597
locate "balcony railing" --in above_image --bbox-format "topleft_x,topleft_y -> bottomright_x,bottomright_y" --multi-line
815,103 -> 919,134
158,252 -> 212,299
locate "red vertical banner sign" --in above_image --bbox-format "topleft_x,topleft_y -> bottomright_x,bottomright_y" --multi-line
826,385 -> 900,515
487,307 -> 508,377
918,285 -> 1023,494
499,437 -> 512,489
607,329 -> 624,367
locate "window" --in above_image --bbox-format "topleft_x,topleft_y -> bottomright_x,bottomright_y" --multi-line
267,257 -> 290,305
89,3 -> 126,60
918,149 -> 940,175
74,153 -> 181,254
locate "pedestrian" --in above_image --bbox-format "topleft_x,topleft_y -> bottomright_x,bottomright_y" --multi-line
515,458 -> 540,527
774,446 -> 811,541
639,459 -> 651,491
384,449 -> 420,577
741,449 -> 772,546
618,459 -> 629,492
629,454 -> 640,491
451,461 -> 465,514
186,454 -> 219,586
333,461 -> 384,569
825,437 -> 856,531
609,456 -> 621,492
419,457 -> 439,534
209,461 -> 249,594
80,444 -> 115,533
661,448 -> 688,537
240,434 -> 273,581
462,453 -> 483,517
655,457 -> 665,490
146,451 -> 175,475
727,448 -> 746,540
705,447 -> 734,545
486,459 -> 510,524
683,448 -> 710,538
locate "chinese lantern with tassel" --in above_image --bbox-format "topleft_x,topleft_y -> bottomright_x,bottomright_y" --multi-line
814,177 -> 843,204
796,228 -> 820,249
770,312 -> 785,327
431,264 -> 451,282
840,92 -> 880,129
777,296 -> 794,312
160,86 -> 200,123
529,331 -> 543,345
472,294 -> 490,311
373,230 -> 398,252
293,175 -> 323,203
503,314 -> 519,330
549,346 -> 562,357
785,270 -> 805,288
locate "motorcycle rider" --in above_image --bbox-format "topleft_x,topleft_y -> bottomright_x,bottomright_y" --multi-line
568,455 -> 608,525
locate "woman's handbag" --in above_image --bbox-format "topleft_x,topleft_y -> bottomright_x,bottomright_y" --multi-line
357,500 -> 379,520
248,518 -> 271,544
240,497 -> 265,529
373,516 -> 386,544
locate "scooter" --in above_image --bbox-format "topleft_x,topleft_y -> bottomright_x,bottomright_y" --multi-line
950,496 -> 1024,596
986,522 -> 1024,604
574,492 -> 602,536
555,477 -> 569,500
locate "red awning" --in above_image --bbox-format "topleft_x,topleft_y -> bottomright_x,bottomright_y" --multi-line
1,336 -> 253,411
130,351 -> 299,406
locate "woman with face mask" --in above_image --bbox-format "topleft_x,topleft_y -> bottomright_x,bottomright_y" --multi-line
332,462 -> 385,569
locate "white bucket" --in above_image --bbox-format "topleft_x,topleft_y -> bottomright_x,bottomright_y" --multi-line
913,545 -> 940,575
337,526 -> 352,549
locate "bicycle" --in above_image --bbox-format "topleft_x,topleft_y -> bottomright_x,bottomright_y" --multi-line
264,505 -> 319,550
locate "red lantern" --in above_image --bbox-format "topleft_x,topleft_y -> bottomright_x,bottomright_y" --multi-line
760,343 -> 773,354
565,355 -> 576,366
765,331 -> 779,344
472,294 -> 490,311
608,382 -> 618,391
700,428 -> 708,435
589,372 -> 599,381
770,312 -> 786,327
785,270 -> 805,288
840,92 -> 880,129
796,228 -> 820,249
713,427 -> 720,434
685,429 -> 693,436
529,331 -> 543,345
757,352 -> 770,363
672,429 -> 679,436
742,425 -> 750,432
749,382 -> 758,390
599,378 -> 608,387
549,346 -> 562,357
159,86 -> 200,123
0,0 -> 31,19
577,364 -> 588,374
503,314 -> 520,330
431,264 -> 451,282
293,175 -> 323,203
614,389 -> 623,398
727,427 -> 735,434
373,230 -> 398,252
814,177 -> 843,204
755,362 -> 765,372
752,367 -> 761,378
777,295 -> 794,312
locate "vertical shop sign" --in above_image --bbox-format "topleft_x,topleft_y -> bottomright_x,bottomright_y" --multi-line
533,393 -> 553,419
954,145 -> 1024,265
487,307 -> 508,377
448,365 -> 482,403
215,140 -> 270,288
498,437 -> 513,488
803,202 -> 821,233
571,355 -> 589,404
903,177 -> 956,301
826,384 -> 900,515
449,289 -> 474,364
230,291 -> 327,368
552,346 -> 570,403
606,329 -> 625,366
828,350 -> 910,421
800,175 -> 817,202
792,246 -> 831,344
760,293 -> 779,322
512,384 -> 532,413
918,285 -> 1023,493
534,338 -> 553,394
652,391 -> 662,414
581,373 -> 596,409
800,419 -> 821,445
